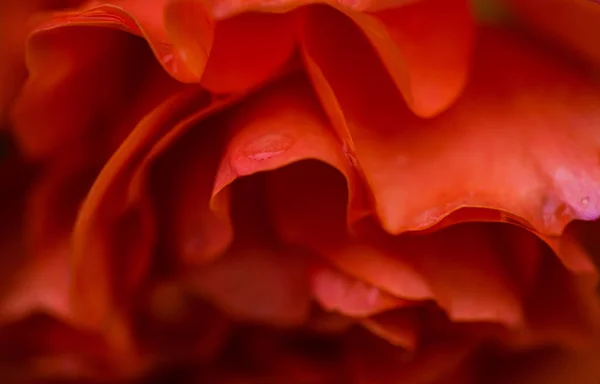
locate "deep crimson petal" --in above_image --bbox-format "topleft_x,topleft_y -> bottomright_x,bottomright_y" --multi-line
200,12 -> 297,93
70,90 -> 208,328
187,246 -> 312,327
151,110 -> 233,267
302,25 -> 600,248
346,328 -> 476,384
13,25 -> 181,159
184,173 -> 313,327
505,0 -> 600,65
360,309 -> 421,349
0,156 -> 91,325
516,254 -> 600,349
264,159 -> 433,302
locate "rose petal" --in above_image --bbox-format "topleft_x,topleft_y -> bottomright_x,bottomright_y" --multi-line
505,0 -> 600,66
211,74 -> 359,213
133,281 -> 231,363
361,308 -> 421,349
14,20 -> 181,160
35,0 -> 214,83
265,157 -> 523,326
311,264 -> 409,317
303,25 -> 600,244
200,12 -> 297,93
187,176 -> 312,327
378,223 -> 525,326
151,109 -> 233,267
70,90 -> 205,328
209,0 -> 416,16
71,87 -> 242,328
301,0 -> 474,121
482,346 -> 600,384
347,327 -> 476,384
516,253 -> 600,349
264,157 -> 433,302
0,314 -> 118,381
0,156 -> 95,325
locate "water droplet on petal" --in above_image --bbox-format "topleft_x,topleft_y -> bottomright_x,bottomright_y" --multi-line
243,133 -> 294,161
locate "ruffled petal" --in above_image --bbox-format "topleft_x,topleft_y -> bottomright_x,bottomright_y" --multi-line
35,0 -> 214,83
211,74 -> 358,212
13,19 -> 181,159
374,223 -> 525,326
266,155 -> 524,326
303,25 -> 600,242
505,0 -> 600,66
300,0 -> 474,121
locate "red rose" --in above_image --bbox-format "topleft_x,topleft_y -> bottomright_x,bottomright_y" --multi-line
1,0 -> 600,382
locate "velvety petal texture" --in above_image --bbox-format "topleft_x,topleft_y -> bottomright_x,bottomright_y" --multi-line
1,0 -> 600,382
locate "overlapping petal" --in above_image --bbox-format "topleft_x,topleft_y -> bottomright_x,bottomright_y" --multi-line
304,25 -> 600,245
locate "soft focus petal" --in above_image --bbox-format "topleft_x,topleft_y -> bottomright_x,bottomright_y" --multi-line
187,177 -> 312,327
0,156 -> 91,324
482,346 -> 600,384
360,308 -> 421,349
347,326 -> 476,384
151,107 -> 233,267
311,264 -> 409,317
0,314 -> 119,382
70,90 -> 206,328
505,0 -> 600,66
0,1 -> 84,122
14,22 -> 180,159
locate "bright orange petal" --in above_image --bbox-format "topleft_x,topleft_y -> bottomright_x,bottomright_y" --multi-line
300,0 -> 474,120
311,264 -> 409,317
35,0 -> 214,82
211,74 -> 357,210
303,26 -> 600,242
